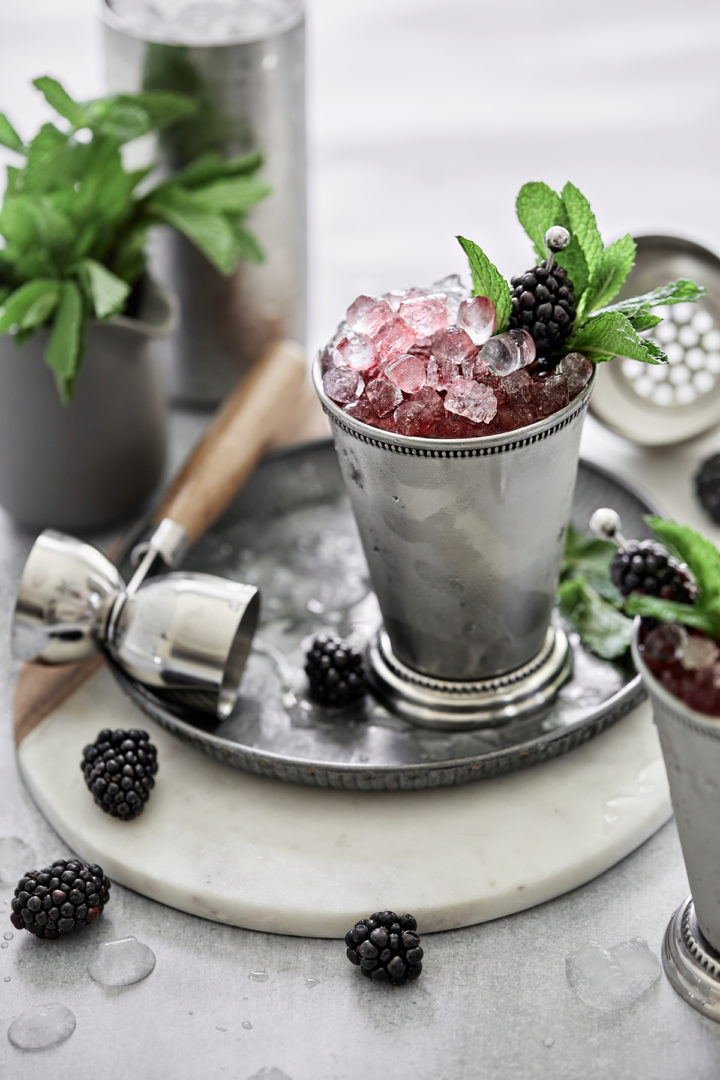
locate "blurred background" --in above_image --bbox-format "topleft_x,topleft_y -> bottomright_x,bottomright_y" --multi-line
1,0 -> 717,355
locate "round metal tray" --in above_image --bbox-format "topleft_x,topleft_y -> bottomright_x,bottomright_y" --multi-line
114,440 -> 656,790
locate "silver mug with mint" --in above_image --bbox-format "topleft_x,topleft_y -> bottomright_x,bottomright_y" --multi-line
101,0 -> 306,405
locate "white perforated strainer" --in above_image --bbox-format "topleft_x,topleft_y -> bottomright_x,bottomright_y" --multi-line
589,235 -> 720,445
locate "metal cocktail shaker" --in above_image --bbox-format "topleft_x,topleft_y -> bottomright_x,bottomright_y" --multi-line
313,359 -> 595,729
100,0 -> 306,405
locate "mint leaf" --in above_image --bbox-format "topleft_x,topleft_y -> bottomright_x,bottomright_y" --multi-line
561,182 -> 602,278
148,193 -> 240,274
516,182 -> 563,262
86,92 -> 196,144
561,525 -> 622,604
228,219 -> 264,263
77,258 -> 131,319
568,310 -> 665,365
33,76 -> 89,129
169,177 -> 271,214
627,308 -> 662,332
558,577 -> 634,660
579,234 -> 636,320
0,113 -> 24,154
170,150 -> 264,189
44,281 -> 85,403
625,593 -> 720,637
456,235 -> 512,332
601,280 -> 706,320
0,279 -> 61,333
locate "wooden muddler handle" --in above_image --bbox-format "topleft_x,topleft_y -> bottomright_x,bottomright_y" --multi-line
153,339 -> 307,546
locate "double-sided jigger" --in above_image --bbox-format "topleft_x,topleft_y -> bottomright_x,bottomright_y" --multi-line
12,340 -> 306,718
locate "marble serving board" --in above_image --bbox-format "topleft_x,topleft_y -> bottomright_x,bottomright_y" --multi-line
15,666 -> 670,936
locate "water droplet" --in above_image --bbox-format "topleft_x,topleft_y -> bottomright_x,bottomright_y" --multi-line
87,937 -> 156,987
3,932 -> 13,941
8,1003 -> 76,1050
0,837 -> 36,885
543,1037 -> 555,1048
1,942 -> 8,950
304,977 -> 320,988
248,970 -> 269,982
242,1021 -> 253,1030
3,976 -> 11,983
216,1025 -> 228,1032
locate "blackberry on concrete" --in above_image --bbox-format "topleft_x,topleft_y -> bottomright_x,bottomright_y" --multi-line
305,634 -> 367,708
10,858 -> 110,938
610,541 -> 696,604
81,728 -> 158,821
345,911 -> 423,984
508,260 -> 577,360
695,453 -> 720,523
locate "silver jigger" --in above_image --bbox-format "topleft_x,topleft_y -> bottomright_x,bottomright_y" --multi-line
11,339 -> 307,719
313,357 -> 594,729
632,624 -> 720,1023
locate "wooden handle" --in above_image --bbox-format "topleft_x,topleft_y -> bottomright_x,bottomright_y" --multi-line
154,339 -> 307,545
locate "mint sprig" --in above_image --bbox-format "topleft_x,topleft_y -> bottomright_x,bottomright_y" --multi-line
456,235 -> 512,332
557,526 -> 633,660
0,77 -> 271,401
625,518 -> 720,640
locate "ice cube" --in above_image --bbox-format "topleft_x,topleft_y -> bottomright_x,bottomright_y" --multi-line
566,939 -> 661,1012
323,367 -> 364,405
366,377 -> 404,417
384,353 -> 427,394
479,329 -> 535,376
409,386 -> 444,418
560,352 -> 594,394
385,286 -> 428,312
457,296 -> 496,345
346,295 -> 394,338
681,635 -> 719,671
398,294 -> 449,338
431,326 -> 477,368
444,377 -> 498,424
393,400 -> 434,436
373,317 -> 416,360
332,333 -> 378,372
643,623 -> 688,662
343,397 -> 381,427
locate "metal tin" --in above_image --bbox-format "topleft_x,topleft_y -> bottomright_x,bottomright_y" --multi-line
590,235 -> 720,445
100,0 -> 306,405
313,359 -> 595,727
662,896 -> 720,1024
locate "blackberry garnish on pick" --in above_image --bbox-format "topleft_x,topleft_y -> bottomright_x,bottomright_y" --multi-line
345,911 -> 423,984
695,453 -> 720,524
10,858 -> 111,938
508,226 -> 577,369
81,728 -> 158,821
305,634 -> 367,708
590,507 -> 697,605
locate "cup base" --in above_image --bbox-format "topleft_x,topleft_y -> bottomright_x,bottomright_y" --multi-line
662,896 -> 720,1024
366,627 -> 573,730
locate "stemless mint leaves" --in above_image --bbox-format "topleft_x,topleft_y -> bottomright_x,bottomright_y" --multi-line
456,236 -> 511,332
625,518 -> 720,640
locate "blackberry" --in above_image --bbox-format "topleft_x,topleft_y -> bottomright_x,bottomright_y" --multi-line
305,634 -> 366,707
610,541 -> 696,604
695,453 -> 720,523
81,728 -> 158,821
345,911 -> 423,984
508,260 -> 577,361
10,858 -> 110,938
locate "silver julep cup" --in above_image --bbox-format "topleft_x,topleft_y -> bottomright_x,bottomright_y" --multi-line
632,626 -> 720,1021
313,359 -> 595,728
100,0 -> 306,405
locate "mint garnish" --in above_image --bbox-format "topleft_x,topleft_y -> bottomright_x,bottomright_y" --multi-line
568,311 -> 665,365
0,77 -> 271,401
626,518 -> 720,640
456,235 -> 512,332
557,526 -> 633,660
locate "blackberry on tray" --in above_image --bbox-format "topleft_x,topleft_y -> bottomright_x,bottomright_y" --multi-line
305,634 -> 367,708
81,728 -> 158,821
10,858 -> 110,938
610,540 -> 697,605
345,911 -> 423,984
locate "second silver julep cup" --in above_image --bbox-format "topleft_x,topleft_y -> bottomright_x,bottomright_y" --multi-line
313,360 -> 595,729
632,626 -> 720,1021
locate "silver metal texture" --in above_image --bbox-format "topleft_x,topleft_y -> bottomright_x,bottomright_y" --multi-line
633,628 -> 720,952
111,572 -> 259,717
662,896 -> 720,1024
312,357 -> 594,724
11,531 -> 123,664
109,440 -> 658,789
100,0 -> 306,406
590,235 -> 720,445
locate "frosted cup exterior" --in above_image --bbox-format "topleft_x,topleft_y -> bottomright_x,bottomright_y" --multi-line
101,1 -> 306,404
313,360 -> 595,682
633,631 -> 720,952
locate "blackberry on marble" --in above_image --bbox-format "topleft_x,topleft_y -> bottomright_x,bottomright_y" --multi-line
81,728 -> 158,821
10,858 -> 110,938
305,634 -> 367,708
345,911 -> 423,984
